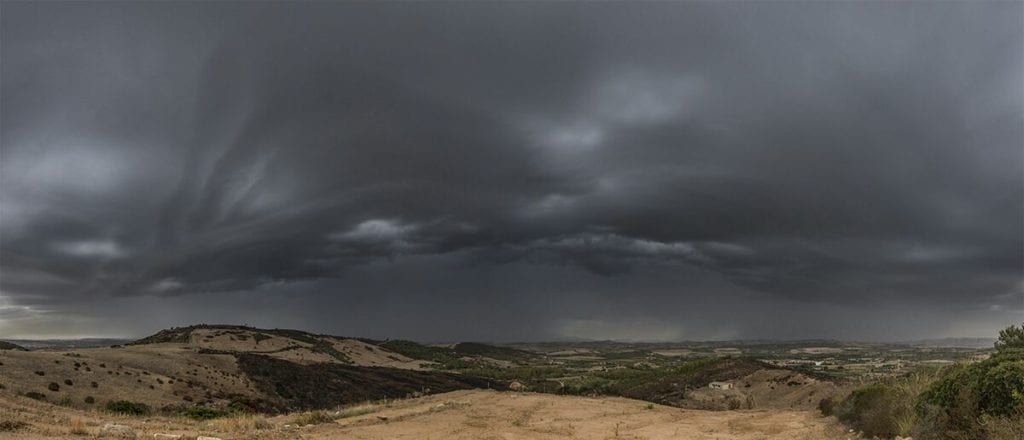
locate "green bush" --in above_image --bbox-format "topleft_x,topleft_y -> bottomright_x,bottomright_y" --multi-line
912,324 -> 1024,439
918,349 -> 1024,417
180,406 -> 228,420
834,383 -> 909,438
105,400 -> 150,415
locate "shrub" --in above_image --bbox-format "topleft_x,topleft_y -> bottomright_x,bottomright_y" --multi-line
63,379 -> 73,386
834,383 -> 909,438
909,324 -> 1024,438
253,417 -> 273,430
47,382 -> 60,392
33,371 -> 44,376
0,421 -> 29,432
84,396 -> 95,404
292,410 -> 335,426
984,415 -> 1024,440
181,406 -> 229,420
24,391 -> 45,401
977,359 -> 1024,417
105,400 -> 150,415
818,397 -> 834,416
336,405 -> 378,419
995,324 -> 1024,351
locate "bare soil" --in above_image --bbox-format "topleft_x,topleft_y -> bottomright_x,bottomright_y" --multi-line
0,389 -> 857,439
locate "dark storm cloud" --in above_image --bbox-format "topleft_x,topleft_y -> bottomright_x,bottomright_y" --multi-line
1,2 -> 1021,339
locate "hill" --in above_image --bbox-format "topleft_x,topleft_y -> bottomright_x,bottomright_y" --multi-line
0,341 -> 28,351
621,357 -> 843,410
0,324 -> 849,427
375,339 -> 536,369
128,324 -> 431,369
0,325 -> 498,414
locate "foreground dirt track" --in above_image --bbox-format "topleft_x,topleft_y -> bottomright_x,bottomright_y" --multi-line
312,390 -> 852,440
0,389 -> 854,439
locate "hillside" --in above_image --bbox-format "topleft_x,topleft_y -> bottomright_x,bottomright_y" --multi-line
622,358 -> 844,410
0,325 -> 497,414
0,341 -> 28,351
376,339 -> 536,369
0,324 -> 851,436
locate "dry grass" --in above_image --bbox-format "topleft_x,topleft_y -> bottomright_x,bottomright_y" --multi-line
206,413 -> 276,434
0,388 -> 852,440
336,404 -> 379,419
289,402 -> 382,426
68,417 -> 88,435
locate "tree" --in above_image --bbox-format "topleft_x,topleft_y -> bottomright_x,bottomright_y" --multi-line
995,323 -> 1024,351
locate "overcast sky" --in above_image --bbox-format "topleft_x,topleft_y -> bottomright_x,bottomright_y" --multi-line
1,2 -> 1021,341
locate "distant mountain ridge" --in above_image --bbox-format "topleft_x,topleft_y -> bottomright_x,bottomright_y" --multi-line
902,337 -> 996,348
0,341 -> 28,351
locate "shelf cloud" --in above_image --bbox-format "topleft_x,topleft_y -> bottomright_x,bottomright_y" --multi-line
1,2 -> 1021,340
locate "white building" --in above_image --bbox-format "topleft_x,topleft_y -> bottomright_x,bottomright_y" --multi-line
708,381 -> 733,390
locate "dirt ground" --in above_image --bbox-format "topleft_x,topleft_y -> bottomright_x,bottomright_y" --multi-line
0,389 -> 856,439
317,390 -> 856,440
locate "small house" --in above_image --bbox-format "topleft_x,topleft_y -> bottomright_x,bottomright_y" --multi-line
708,381 -> 733,390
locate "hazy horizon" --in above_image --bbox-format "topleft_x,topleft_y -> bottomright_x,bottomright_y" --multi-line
0,323 -> 1002,346
2,2 -> 1022,342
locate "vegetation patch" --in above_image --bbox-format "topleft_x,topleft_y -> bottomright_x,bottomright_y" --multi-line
0,421 -> 29,432
452,342 -> 535,361
292,410 -> 335,426
235,353 -> 495,411
291,405 -> 379,426
181,405 -> 229,420
0,341 -> 28,351
833,383 -> 911,438
105,400 -> 150,416
913,329 -> 1024,439
829,323 -> 1024,439
601,357 -> 771,404
380,340 -> 463,367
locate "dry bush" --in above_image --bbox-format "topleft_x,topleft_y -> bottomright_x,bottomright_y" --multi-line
292,410 -> 334,426
69,418 -> 88,435
253,416 -> 273,430
985,416 -> 1024,440
0,420 -> 29,432
336,404 -> 378,419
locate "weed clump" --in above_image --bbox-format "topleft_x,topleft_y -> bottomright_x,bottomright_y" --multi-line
292,410 -> 335,426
